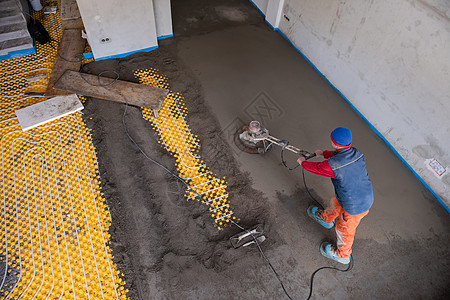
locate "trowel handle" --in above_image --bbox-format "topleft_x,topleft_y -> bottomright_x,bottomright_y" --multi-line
303,152 -> 316,160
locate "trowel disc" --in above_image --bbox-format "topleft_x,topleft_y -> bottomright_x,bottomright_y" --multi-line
234,125 -> 264,154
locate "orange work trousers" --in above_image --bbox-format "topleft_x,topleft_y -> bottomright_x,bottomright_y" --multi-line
321,196 -> 369,258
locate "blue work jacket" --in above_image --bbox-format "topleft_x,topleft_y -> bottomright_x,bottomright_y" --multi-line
328,147 -> 374,215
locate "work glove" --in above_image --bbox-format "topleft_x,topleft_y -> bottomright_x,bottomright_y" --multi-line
297,157 -> 306,164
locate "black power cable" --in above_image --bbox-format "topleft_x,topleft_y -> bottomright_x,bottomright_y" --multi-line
85,69 -> 351,299
48,40 -> 85,63
79,71 -> 295,298
119,90 -> 352,299
306,249 -> 354,300
280,142 -> 301,171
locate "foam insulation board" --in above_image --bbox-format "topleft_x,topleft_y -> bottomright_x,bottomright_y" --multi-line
15,94 -> 83,131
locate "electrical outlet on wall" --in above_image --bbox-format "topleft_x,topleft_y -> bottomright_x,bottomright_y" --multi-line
100,37 -> 111,44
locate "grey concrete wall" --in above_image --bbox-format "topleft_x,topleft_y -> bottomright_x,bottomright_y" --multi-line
76,0 -> 158,59
276,0 -> 450,207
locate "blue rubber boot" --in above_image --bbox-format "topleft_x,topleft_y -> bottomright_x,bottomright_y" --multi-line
307,206 -> 335,229
320,242 -> 350,265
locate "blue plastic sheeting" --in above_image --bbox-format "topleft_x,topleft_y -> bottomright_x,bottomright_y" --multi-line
0,47 -> 36,61
157,34 -> 174,40
83,52 -> 94,59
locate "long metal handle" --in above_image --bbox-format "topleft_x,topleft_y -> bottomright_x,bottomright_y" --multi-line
265,135 -> 314,158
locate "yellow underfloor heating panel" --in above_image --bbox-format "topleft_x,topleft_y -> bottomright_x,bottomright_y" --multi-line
0,6 -> 127,300
135,69 -> 238,230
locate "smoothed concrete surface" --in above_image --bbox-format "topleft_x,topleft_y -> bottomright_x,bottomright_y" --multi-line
177,22 -> 450,298
83,1 -> 450,298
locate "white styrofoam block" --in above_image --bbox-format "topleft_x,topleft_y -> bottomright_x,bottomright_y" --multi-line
15,94 -> 83,131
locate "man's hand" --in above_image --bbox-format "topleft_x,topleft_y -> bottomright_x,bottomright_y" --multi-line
315,149 -> 323,156
297,157 -> 306,165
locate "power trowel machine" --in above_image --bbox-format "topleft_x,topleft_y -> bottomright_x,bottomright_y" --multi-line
234,120 -> 316,159
230,120 -> 316,248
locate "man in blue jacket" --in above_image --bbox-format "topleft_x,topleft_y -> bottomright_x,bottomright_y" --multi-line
297,127 -> 374,264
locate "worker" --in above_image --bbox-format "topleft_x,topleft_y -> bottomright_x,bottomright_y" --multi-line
297,127 -> 373,264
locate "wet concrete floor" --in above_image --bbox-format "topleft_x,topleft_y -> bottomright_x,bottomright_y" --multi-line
84,1 -> 450,298
173,2 -> 450,298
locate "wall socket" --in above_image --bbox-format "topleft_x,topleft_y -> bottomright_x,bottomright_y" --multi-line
100,37 -> 111,44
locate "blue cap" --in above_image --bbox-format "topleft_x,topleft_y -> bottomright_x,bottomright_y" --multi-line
331,127 -> 352,147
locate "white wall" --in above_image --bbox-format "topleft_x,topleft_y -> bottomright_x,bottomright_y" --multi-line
76,0 -> 158,60
153,0 -> 173,38
251,0 -> 269,15
265,0 -> 284,28
276,0 -> 450,206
